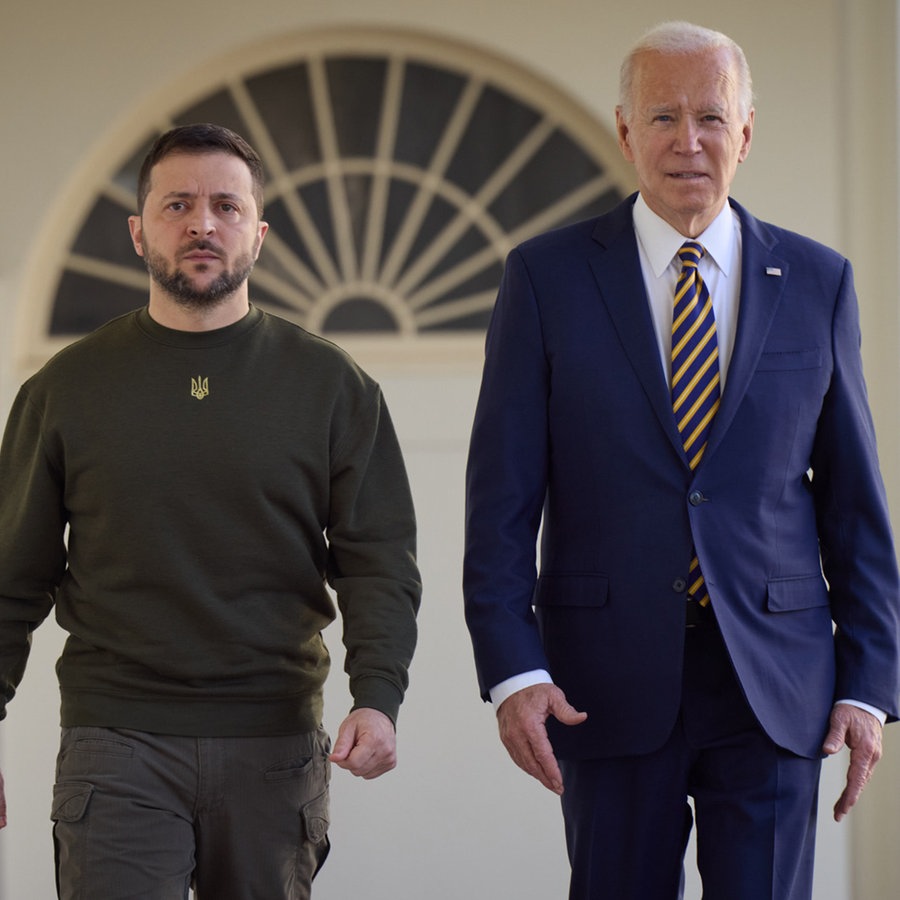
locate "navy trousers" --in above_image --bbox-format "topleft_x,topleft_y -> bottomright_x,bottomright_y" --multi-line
559,614 -> 822,900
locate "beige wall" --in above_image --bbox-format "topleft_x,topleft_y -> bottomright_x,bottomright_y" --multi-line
1,1 -> 898,898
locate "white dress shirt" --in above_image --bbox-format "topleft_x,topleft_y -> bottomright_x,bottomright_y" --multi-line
633,193 -> 741,393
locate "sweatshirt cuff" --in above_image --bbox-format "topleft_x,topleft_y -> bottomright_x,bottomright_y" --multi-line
351,676 -> 405,725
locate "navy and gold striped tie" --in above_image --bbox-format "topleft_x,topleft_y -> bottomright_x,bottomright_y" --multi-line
671,241 -> 720,606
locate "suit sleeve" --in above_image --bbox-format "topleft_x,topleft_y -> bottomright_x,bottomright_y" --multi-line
811,260 -> 900,720
463,249 -> 553,699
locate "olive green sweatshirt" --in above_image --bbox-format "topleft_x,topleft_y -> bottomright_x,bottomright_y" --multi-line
0,306 -> 420,735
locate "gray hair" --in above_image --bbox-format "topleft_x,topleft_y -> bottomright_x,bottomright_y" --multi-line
618,21 -> 754,121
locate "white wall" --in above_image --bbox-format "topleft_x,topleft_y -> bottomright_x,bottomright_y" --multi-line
1,1 -> 898,898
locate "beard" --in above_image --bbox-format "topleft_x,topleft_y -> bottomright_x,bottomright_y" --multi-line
142,239 -> 258,310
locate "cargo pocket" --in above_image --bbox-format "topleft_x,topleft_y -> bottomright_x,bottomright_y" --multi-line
301,788 -> 329,844
51,781 -> 93,824
302,788 -> 331,879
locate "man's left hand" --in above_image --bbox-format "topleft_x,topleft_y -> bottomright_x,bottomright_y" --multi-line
822,703 -> 883,822
329,708 -> 397,779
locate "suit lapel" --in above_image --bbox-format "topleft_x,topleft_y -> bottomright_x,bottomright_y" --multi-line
703,202 -> 789,461
587,197 -> 791,469
587,204 -> 687,462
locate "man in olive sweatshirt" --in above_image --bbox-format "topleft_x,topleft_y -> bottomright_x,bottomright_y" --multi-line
0,123 -> 421,899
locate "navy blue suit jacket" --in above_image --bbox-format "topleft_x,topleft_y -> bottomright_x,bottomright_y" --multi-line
464,194 -> 900,760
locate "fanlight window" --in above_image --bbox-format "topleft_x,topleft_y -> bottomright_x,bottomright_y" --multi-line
48,32 -> 631,339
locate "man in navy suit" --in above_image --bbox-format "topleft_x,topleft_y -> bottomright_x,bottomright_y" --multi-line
464,20 -> 900,900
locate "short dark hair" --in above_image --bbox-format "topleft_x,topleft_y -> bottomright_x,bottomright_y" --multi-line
136,123 -> 266,216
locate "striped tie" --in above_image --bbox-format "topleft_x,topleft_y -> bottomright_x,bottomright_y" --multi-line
672,241 -> 720,606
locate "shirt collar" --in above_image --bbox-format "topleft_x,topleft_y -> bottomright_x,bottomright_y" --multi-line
632,193 -> 738,279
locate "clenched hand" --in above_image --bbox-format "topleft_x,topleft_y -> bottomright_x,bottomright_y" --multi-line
329,708 -> 398,780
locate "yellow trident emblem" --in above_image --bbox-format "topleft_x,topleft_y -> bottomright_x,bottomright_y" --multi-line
191,376 -> 209,400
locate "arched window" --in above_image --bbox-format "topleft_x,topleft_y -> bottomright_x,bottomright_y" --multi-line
37,28 -> 634,361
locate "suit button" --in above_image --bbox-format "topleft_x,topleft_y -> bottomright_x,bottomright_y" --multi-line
689,490 -> 705,506
672,578 -> 688,593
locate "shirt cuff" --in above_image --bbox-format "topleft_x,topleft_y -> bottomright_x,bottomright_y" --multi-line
489,669 -> 553,708
834,699 -> 887,726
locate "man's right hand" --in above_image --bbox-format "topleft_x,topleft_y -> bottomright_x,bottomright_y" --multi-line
496,683 -> 587,795
1,768 -> 7,828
